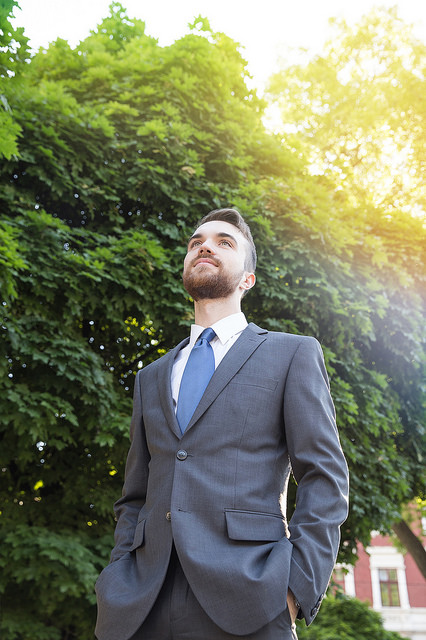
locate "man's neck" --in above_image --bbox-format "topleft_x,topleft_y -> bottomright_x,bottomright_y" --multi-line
193,297 -> 242,327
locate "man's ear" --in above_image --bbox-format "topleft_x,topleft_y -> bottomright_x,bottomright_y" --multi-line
240,272 -> 256,292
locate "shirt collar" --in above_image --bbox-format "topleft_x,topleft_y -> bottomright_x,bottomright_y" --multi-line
189,312 -> 248,348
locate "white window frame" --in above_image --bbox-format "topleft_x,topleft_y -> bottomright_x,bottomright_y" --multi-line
334,563 -> 356,597
367,546 -> 410,610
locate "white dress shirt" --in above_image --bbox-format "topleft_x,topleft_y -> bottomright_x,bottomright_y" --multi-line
171,312 -> 248,411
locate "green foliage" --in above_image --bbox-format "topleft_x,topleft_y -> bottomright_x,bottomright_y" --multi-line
267,7 -> 426,215
0,525 -> 111,639
0,0 -> 29,158
296,594 -> 404,640
266,6 -> 426,551
0,2 -> 424,638
0,0 -> 29,76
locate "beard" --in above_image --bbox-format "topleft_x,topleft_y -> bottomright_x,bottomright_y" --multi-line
182,261 -> 244,301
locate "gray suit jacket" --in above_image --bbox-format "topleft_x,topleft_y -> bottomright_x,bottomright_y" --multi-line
95,324 -> 349,640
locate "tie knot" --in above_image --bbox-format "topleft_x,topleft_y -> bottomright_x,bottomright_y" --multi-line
198,327 -> 216,345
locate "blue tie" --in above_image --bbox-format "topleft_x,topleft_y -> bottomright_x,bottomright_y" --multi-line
177,327 -> 216,433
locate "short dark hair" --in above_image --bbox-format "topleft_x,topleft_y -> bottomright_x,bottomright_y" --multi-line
196,208 -> 257,272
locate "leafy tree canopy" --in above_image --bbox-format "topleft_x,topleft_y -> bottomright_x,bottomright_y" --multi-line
267,7 -> 426,216
296,593 -> 404,640
0,0 -> 29,159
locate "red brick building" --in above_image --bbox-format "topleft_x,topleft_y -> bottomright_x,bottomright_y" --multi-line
334,518 -> 426,639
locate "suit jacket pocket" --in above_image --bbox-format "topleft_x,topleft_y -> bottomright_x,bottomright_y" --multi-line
225,509 -> 286,541
229,373 -> 278,391
129,518 -> 146,552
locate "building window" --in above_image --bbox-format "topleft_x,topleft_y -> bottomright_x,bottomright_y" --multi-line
332,566 -> 346,594
379,568 -> 400,606
334,567 -> 345,582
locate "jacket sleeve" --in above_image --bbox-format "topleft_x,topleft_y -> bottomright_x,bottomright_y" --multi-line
284,337 -> 349,625
109,370 -> 150,563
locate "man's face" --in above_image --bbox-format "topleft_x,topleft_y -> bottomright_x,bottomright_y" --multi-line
182,220 -> 252,301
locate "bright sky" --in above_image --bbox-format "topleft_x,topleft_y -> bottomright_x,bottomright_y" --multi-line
12,0 -> 426,90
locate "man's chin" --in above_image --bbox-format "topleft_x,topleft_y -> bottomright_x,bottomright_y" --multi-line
183,268 -> 243,301
184,276 -> 223,301
185,284 -> 220,301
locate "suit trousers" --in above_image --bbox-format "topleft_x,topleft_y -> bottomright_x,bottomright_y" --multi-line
129,546 -> 298,640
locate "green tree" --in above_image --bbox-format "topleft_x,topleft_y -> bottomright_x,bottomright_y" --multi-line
296,593 -> 404,640
0,0 -> 29,158
267,7 -> 426,215
267,5 -> 426,570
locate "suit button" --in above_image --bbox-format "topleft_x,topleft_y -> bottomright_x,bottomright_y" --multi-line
176,449 -> 188,460
165,511 -> 171,521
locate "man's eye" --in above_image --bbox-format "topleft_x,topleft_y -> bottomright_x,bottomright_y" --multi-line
219,240 -> 232,247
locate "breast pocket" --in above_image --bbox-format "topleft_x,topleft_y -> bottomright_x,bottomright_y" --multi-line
224,373 -> 281,434
229,373 -> 278,391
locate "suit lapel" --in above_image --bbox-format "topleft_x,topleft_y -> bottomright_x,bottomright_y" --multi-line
157,337 -> 189,438
185,323 -> 267,432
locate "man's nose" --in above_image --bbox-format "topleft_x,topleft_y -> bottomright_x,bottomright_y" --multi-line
198,240 -> 214,253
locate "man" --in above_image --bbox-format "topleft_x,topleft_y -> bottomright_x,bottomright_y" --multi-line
95,208 -> 349,640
